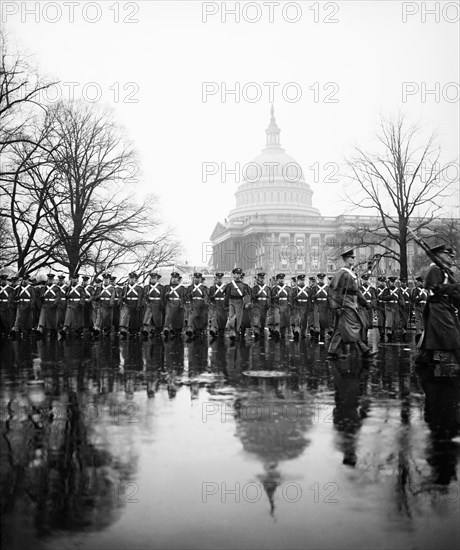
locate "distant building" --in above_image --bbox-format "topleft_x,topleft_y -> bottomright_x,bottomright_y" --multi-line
209,107 -> 458,278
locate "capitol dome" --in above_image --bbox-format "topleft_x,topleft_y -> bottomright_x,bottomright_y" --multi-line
228,106 -> 321,221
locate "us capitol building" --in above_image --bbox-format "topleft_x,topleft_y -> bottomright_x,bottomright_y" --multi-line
209,107 -> 451,278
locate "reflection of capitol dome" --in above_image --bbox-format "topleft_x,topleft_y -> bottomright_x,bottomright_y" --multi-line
228,105 -> 321,221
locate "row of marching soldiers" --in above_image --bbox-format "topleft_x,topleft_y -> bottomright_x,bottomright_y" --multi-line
0,268 -> 426,342
0,269 -> 335,341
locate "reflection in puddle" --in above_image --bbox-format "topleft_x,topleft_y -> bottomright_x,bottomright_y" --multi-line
0,335 -> 459,550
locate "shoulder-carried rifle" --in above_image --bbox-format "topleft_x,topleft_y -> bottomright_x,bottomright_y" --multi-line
406,226 -> 456,284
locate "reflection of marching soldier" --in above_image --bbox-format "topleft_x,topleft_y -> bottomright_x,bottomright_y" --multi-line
81,275 -> 94,331
163,272 -> 187,339
93,274 -> 115,337
186,272 -> 209,339
271,273 -> 291,339
119,272 -> 143,338
411,276 -> 428,344
382,276 -> 404,342
56,274 -> 67,330
37,273 -> 62,337
251,272 -> 270,339
61,274 -> 84,337
224,268 -> 249,342
292,274 -> 309,339
208,272 -> 227,338
141,272 -> 165,338
0,274 -> 14,335
359,274 -> 376,344
375,276 -> 387,341
312,273 -> 333,343
398,278 -> 411,342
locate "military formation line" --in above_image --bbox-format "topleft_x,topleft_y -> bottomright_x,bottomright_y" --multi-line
0,267 -> 428,344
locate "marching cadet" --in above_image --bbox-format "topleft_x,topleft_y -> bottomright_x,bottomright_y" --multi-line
56,274 -> 67,330
224,267 -> 250,342
119,272 -> 143,338
411,276 -> 428,344
163,272 -> 187,339
312,273 -> 333,343
36,273 -> 62,338
251,272 -> 270,339
186,272 -> 209,339
239,272 -> 252,338
327,249 -> 378,359
398,278 -> 411,342
292,274 -> 309,339
271,273 -> 292,339
141,272 -> 165,338
375,276 -> 387,341
61,274 -> 84,337
93,274 -> 115,337
266,276 -> 276,337
382,276 -> 404,342
11,274 -> 36,337
81,275 -> 95,332
415,244 -> 460,368
8,276 -> 19,325
111,275 -> 122,334
0,274 -> 14,335
208,272 -> 227,338
307,276 -> 318,338
358,274 -> 377,344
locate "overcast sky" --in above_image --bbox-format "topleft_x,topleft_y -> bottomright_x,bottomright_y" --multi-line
3,0 -> 459,264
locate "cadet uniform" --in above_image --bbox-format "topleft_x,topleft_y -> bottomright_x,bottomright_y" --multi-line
37,274 -> 62,336
240,273 -> 252,338
415,244 -> 460,367
119,272 -> 143,337
224,268 -> 250,341
382,276 -> 404,342
81,276 -> 95,330
411,276 -> 428,343
292,274 -> 309,339
209,273 -> 227,337
0,275 -> 14,335
306,276 -> 318,338
186,272 -> 209,338
142,272 -> 165,337
359,274 -> 377,344
375,276 -> 387,341
62,275 -> 85,336
12,276 -> 37,336
93,275 -> 115,336
111,276 -> 122,333
312,273 -> 333,342
251,272 -> 270,339
398,279 -> 412,341
327,249 -> 378,359
271,273 -> 291,338
56,275 -> 67,330
163,272 -> 187,338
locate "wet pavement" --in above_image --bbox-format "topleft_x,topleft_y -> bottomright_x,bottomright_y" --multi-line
1,331 -> 459,550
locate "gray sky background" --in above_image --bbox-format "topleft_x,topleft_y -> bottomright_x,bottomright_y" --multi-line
3,0 -> 459,264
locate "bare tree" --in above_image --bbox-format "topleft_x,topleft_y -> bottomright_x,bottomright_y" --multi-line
0,30 -> 56,159
344,115 -> 456,278
0,112 -> 61,275
40,101 -> 176,276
